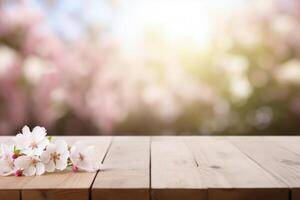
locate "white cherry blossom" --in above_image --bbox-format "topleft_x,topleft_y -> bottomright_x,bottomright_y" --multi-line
0,126 -> 97,177
14,126 -> 49,156
14,155 -> 45,176
41,139 -> 69,172
0,144 -> 16,176
70,142 -> 97,172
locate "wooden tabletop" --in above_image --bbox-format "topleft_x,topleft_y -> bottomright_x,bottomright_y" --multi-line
0,136 -> 300,200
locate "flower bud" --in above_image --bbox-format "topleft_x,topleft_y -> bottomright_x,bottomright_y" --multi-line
15,170 -> 22,177
72,165 -> 79,172
11,153 -> 18,160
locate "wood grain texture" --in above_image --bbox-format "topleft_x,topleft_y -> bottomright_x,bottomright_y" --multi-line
21,136 -> 112,200
228,136 -> 300,200
151,137 -> 207,200
92,136 -> 150,200
185,137 -> 288,200
267,136 -> 300,156
262,136 -> 300,199
1,136 -> 300,200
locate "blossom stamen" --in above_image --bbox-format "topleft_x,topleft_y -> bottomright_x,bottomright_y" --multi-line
30,142 -> 38,149
50,152 -> 61,163
31,159 -> 38,166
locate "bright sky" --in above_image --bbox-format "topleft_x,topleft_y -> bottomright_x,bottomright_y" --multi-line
31,0 -> 249,49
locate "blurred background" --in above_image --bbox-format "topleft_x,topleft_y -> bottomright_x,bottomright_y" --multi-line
1,0 -> 300,135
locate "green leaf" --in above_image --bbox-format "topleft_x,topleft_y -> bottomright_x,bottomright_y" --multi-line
13,145 -> 21,155
67,158 -> 73,167
48,136 -> 53,142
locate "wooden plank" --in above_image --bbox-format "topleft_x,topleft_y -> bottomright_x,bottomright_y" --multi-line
267,136 -> 300,156
151,136 -> 207,200
267,136 -> 300,200
255,136 -> 300,199
21,136 -> 112,200
92,136 -> 150,200
1,136 -> 299,200
228,136 -> 300,200
185,137 -> 288,200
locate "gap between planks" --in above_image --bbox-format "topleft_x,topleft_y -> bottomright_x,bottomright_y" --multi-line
89,137 -> 113,200
1,136 -> 299,200
91,136 -> 150,200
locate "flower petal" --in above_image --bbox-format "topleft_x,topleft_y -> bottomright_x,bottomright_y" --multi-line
78,160 -> 95,172
32,126 -> 47,142
22,126 -> 31,136
55,140 -> 68,153
36,162 -> 45,175
0,159 -> 14,176
14,134 -> 28,150
23,165 -> 36,176
14,156 -> 31,169
40,138 -> 50,148
45,160 -> 55,172
32,148 -> 43,156
22,148 -> 34,156
55,159 -> 67,171
41,150 -> 51,164
32,139 -> 49,156
60,152 -> 69,161
44,143 -> 56,154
